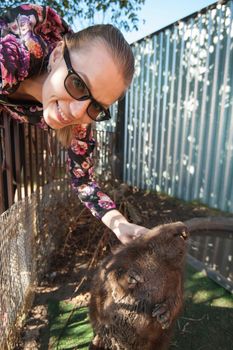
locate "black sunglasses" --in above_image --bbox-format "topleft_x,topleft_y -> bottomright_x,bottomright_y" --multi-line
63,43 -> 111,122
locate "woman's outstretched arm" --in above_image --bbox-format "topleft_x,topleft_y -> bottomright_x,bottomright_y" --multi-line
67,124 -> 148,243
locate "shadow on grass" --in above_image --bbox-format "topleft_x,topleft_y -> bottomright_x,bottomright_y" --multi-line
36,263 -> 95,350
170,265 -> 233,350
47,303 -> 93,350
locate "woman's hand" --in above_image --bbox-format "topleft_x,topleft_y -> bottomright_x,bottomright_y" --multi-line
101,209 -> 149,244
113,221 -> 149,244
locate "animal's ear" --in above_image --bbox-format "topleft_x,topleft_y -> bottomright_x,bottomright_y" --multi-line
127,270 -> 144,289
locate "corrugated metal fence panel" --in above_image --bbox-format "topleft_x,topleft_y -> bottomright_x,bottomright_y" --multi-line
124,0 -> 233,213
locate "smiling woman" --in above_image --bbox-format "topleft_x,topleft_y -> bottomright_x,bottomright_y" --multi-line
0,4 -> 148,244
42,35 -> 125,130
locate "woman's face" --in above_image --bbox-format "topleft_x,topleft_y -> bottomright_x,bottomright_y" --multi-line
42,41 -> 127,129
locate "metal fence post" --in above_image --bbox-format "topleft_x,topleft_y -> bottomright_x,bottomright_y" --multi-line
113,97 -> 126,181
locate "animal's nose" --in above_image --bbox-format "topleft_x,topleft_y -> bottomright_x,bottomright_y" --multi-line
174,225 -> 189,240
179,228 -> 189,240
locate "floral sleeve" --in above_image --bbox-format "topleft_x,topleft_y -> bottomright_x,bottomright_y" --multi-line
0,4 -> 71,94
67,124 -> 116,219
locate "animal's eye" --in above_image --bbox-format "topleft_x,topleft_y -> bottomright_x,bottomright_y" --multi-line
127,272 -> 143,287
128,276 -> 138,285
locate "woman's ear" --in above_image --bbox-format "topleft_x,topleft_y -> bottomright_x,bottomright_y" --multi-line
49,41 -> 64,68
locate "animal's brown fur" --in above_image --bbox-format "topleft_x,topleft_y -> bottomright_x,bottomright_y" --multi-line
89,222 -> 189,350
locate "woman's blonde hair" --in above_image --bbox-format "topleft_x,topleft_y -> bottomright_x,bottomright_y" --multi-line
56,24 -> 135,147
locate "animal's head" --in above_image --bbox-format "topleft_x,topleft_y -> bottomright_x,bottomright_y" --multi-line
104,222 -> 189,302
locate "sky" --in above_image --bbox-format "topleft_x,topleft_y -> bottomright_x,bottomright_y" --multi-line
122,0 -> 217,44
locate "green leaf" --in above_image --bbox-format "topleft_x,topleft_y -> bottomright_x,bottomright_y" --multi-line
0,0 -> 145,32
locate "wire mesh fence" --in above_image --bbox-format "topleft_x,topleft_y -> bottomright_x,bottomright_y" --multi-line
0,194 -> 38,347
0,180 -> 84,349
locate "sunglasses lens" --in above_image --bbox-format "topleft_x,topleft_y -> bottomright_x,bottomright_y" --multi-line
64,74 -> 111,122
87,101 -> 108,121
65,74 -> 89,99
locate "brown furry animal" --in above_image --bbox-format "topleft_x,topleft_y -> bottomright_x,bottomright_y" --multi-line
89,222 -> 189,350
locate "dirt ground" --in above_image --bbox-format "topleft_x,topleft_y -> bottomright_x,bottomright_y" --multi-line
17,183 -> 233,349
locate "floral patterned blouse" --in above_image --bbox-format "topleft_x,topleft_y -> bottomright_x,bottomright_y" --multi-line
0,4 -> 116,219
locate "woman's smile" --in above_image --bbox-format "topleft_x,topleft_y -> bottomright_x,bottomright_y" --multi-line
56,101 -> 73,124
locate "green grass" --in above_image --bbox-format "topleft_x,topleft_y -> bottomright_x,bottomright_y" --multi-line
171,265 -> 233,350
48,302 -> 93,349
46,265 -> 233,350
